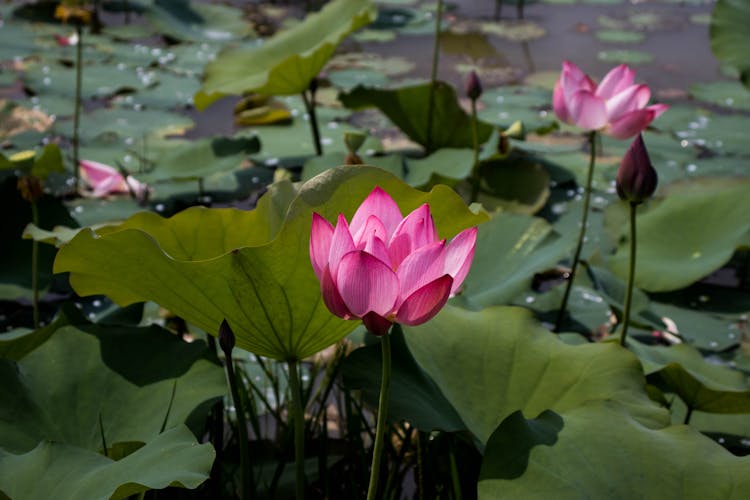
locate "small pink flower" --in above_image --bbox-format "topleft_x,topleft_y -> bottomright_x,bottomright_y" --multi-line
552,61 -> 668,139
309,186 -> 477,336
79,159 -> 147,198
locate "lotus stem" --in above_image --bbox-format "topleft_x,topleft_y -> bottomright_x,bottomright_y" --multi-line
555,130 -> 597,332
449,438 -> 462,500
31,200 -> 39,329
620,201 -> 638,347
288,359 -> 306,499
517,0 -> 525,19
469,97 -> 480,203
301,81 -> 323,156
425,0 -> 443,154
366,329 -> 392,500
72,22 -> 83,191
225,354 -> 252,499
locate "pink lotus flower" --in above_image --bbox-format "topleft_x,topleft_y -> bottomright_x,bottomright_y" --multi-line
553,61 -> 668,139
310,186 -> 477,336
79,159 -> 147,198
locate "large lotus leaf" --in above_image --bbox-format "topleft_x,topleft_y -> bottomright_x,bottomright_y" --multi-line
195,0 -> 376,108
0,425 -> 213,500
404,148 -> 474,187
710,0 -> 750,88
341,327 -> 466,432
23,60 -> 148,100
301,153 -> 403,182
403,305 -> 667,445
54,166 -> 488,360
628,341 -> 750,414
0,320 -> 225,454
478,402 -> 750,498
476,154 -> 551,214
649,302 -> 741,352
0,304 -> 84,361
607,178 -> 750,292
451,213 -> 572,310
141,0 -> 253,43
339,82 -> 494,151
690,80 -> 750,111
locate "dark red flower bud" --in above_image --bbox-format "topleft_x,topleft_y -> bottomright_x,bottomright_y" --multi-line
616,134 -> 658,204
218,319 -> 235,355
465,70 -> 483,101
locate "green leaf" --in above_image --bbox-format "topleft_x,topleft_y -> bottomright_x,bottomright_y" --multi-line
55,166 -> 488,360
710,0 -> 750,89
607,178 -> 750,292
342,326 -> 466,432
452,213 -> 572,309
690,80 -> 750,111
404,305 -> 666,445
30,144 -> 65,180
0,304 -> 84,361
478,402 -> 750,498
629,340 -> 750,414
0,320 -> 225,453
404,148 -> 474,187
476,153 -> 551,214
0,426 -> 213,500
195,0 -> 376,107
339,82 -> 494,151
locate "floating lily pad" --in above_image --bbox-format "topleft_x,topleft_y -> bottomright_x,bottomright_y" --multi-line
689,80 -> 750,111
328,68 -> 390,90
476,153 -> 551,214
479,21 -> 546,42
595,29 -> 646,43
53,108 -> 194,143
142,0 -> 253,43
711,0 -> 750,88
597,49 -> 653,65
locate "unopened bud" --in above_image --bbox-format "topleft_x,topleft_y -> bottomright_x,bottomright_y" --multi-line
616,134 -> 658,204
465,70 -> 483,101
344,132 -> 366,155
218,319 -> 235,355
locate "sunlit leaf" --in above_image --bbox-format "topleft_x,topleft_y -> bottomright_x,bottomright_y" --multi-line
54,167 -> 487,360
195,0 -> 376,108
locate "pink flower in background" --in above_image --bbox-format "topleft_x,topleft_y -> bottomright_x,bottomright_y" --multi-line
553,61 -> 668,139
310,186 -> 477,336
79,159 -> 147,198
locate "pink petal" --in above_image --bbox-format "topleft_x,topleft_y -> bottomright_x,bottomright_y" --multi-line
362,312 -> 393,336
561,61 -> 595,100
328,214 -> 356,277
336,250 -> 399,318
352,215 -> 387,249
321,266 -> 353,319
569,91 -> 608,131
396,275 -> 453,326
349,186 -> 403,241
647,103 -> 669,120
444,227 -> 477,295
605,84 -> 650,122
363,231 -> 392,268
604,108 -> 656,139
310,213 -> 334,281
79,159 -> 121,185
91,176 -> 126,197
552,81 -> 571,124
595,64 -> 635,99
395,240 -> 447,304
388,204 -> 439,269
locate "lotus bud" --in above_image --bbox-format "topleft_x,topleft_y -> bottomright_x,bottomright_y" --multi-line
465,70 -> 483,101
218,319 -> 235,356
616,134 -> 658,204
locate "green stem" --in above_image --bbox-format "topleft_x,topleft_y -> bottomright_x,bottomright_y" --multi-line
301,88 -> 322,156
366,331 -> 392,500
684,405 -> 693,425
226,357 -> 252,500
449,438 -> 462,500
555,131 -> 597,332
620,202 -> 638,347
73,23 -> 83,190
31,201 -> 39,329
469,98 -> 480,203
288,359 -> 306,500
425,0 -> 443,154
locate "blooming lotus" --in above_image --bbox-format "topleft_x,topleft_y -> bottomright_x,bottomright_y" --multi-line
310,186 -> 477,336
553,61 -> 668,139
79,159 -> 148,198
